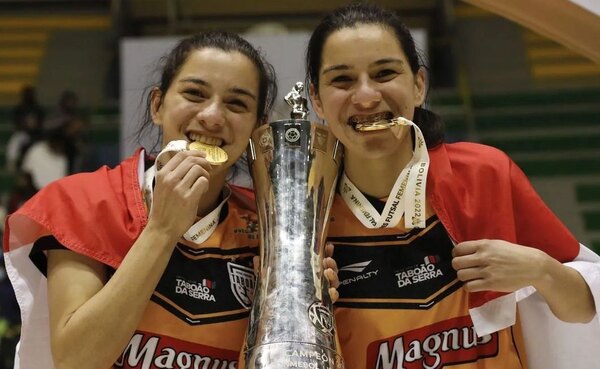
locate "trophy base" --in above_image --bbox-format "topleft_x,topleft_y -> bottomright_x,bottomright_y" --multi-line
244,342 -> 344,369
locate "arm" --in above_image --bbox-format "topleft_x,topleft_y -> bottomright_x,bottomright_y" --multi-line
451,154 -> 596,324
48,227 -> 177,369
536,249 -> 596,323
48,151 -> 211,369
452,239 -> 596,323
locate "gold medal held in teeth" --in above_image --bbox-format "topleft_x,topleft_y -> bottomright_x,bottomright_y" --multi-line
355,122 -> 391,131
354,117 -> 409,132
189,142 -> 228,165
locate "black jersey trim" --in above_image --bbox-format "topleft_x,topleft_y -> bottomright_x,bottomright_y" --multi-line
30,235 -> 115,278
150,294 -> 250,325
328,215 -> 439,244
175,244 -> 257,256
510,325 -> 524,367
335,279 -> 462,310
30,235 -> 66,276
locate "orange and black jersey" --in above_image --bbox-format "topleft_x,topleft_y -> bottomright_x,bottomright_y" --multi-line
120,195 -> 258,368
32,190 -> 259,369
327,194 -> 527,369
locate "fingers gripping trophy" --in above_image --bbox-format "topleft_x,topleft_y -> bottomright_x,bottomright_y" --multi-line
240,83 -> 345,369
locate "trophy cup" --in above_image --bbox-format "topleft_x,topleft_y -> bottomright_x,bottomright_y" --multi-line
240,82 -> 344,369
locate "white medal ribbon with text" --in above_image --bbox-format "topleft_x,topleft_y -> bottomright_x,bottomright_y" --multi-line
142,140 -> 230,244
340,117 -> 429,229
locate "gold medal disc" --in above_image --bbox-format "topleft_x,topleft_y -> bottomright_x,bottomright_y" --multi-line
355,118 -> 405,132
189,142 -> 228,165
355,121 -> 392,132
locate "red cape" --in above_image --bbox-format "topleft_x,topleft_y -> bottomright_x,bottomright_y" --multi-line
427,142 -> 579,308
3,149 -> 256,268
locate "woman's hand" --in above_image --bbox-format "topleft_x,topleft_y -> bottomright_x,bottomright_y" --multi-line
148,150 -> 212,238
324,242 -> 340,303
451,239 -> 595,323
451,239 -> 549,293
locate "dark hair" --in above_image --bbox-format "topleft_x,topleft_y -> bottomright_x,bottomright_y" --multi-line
139,31 -> 277,148
306,2 -> 444,147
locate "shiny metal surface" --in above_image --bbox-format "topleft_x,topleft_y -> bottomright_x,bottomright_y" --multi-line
241,119 -> 344,369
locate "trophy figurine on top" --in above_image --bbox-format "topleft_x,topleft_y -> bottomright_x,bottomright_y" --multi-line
284,81 -> 309,120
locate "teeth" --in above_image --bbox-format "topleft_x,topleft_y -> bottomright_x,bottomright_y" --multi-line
188,133 -> 223,146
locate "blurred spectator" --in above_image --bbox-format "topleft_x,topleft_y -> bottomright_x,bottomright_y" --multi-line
63,115 -> 88,173
0,255 -> 20,369
12,85 -> 44,132
21,128 -> 68,190
5,87 -> 45,173
44,90 -> 80,131
21,116 -> 87,190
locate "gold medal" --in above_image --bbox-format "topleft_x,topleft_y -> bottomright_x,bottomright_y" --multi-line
189,142 -> 228,165
355,122 -> 392,131
355,117 -> 408,132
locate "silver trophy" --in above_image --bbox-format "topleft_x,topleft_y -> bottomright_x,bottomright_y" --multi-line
240,83 -> 344,368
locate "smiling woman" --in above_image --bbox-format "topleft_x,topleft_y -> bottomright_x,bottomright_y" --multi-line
148,47 -> 261,216
2,31 -> 285,369
305,3 -> 600,369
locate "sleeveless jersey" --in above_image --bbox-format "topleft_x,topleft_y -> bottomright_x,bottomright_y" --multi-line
327,194 -> 527,369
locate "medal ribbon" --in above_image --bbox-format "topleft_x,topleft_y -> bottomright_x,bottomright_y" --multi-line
340,117 -> 429,229
142,140 -> 230,244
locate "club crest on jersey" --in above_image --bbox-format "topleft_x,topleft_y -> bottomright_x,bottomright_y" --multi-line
396,255 -> 443,288
227,262 -> 256,309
